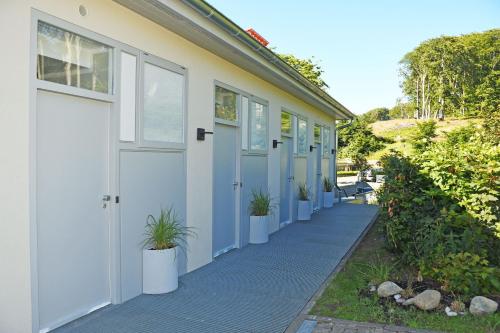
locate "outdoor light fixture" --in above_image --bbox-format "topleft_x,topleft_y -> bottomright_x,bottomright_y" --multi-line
331,148 -> 336,155
310,145 -> 317,152
272,139 -> 283,149
197,128 -> 213,141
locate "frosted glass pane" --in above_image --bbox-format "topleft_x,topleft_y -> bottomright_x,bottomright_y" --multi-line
323,127 -> 330,156
293,116 -> 298,154
143,63 -> 184,143
298,118 -> 307,154
250,102 -> 267,150
120,52 -> 136,142
242,96 -> 249,150
37,21 -> 112,94
215,86 -> 238,121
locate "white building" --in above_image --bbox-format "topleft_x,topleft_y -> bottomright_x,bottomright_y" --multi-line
0,1 -> 354,332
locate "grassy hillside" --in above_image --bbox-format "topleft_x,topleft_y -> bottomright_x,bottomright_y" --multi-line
367,118 -> 480,161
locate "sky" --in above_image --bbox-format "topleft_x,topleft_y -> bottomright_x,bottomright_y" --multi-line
207,0 -> 499,115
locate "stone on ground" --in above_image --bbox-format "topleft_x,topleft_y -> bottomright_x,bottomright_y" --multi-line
469,296 -> 498,316
403,289 -> 441,310
377,281 -> 403,297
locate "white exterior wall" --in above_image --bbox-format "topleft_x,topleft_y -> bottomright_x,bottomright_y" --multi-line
0,1 -> 336,332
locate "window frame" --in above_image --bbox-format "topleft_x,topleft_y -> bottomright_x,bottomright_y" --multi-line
214,83 -> 240,127
138,52 -> 188,150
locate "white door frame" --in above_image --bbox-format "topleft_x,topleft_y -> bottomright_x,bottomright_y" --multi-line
212,81 -> 242,257
29,10 -> 122,333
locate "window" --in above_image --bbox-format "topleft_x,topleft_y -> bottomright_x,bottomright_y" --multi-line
37,21 -> 112,94
323,127 -> 330,156
215,86 -> 238,122
120,52 -> 136,142
250,101 -> 268,151
241,96 -> 249,150
293,115 -> 298,154
143,62 -> 184,144
297,118 -> 307,155
281,111 -> 292,135
314,124 -> 322,143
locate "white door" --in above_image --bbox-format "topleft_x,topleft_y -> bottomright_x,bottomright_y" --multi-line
213,123 -> 238,256
36,91 -> 111,331
280,137 -> 293,226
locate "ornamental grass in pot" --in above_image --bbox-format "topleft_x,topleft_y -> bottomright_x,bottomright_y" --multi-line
249,189 -> 274,244
323,177 -> 335,208
142,207 -> 195,294
297,182 -> 312,221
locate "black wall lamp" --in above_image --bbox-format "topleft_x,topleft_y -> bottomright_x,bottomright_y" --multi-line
309,145 -> 317,152
272,139 -> 283,149
331,148 -> 337,155
197,128 -> 214,141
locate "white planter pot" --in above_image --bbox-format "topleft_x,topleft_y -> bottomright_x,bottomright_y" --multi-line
298,200 -> 311,221
249,215 -> 269,244
143,247 -> 178,294
323,191 -> 334,208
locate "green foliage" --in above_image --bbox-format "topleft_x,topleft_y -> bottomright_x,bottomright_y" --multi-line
337,170 -> 358,176
377,123 -> 500,297
425,252 -> 500,298
360,107 -> 391,123
143,207 -> 195,250
249,189 -> 274,216
338,118 -> 385,159
297,182 -> 310,201
356,253 -> 397,286
278,53 -> 328,90
400,29 -> 499,119
323,177 -> 334,192
410,120 -> 437,152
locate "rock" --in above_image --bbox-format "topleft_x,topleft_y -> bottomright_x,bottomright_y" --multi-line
403,290 -> 441,310
396,297 -> 406,304
469,296 -> 498,316
377,281 -> 403,297
369,285 -> 377,292
445,306 -> 458,317
394,294 -> 401,300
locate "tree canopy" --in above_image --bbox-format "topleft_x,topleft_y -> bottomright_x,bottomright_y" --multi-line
399,29 -> 499,119
278,54 -> 329,90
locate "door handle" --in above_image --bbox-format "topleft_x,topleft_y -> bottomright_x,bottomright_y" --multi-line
233,181 -> 239,190
102,195 -> 111,208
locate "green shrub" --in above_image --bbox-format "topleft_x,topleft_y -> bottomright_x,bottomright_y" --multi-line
410,120 -> 437,152
377,123 -> 500,297
249,189 -> 274,216
143,207 -> 195,250
298,182 -> 311,201
424,252 -> 500,298
337,170 -> 358,176
323,177 -> 334,192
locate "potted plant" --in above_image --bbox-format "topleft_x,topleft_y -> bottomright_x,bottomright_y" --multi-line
248,189 -> 274,244
297,182 -> 311,221
142,207 -> 194,294
323,177 -> 335,208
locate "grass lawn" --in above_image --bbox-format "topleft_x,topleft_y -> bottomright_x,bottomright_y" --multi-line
310,219 -> 500,333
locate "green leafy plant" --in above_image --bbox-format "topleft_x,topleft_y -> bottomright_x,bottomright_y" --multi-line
297,182 -> 310,201
143,207 -> 195,250
356,253 -> 398,285
323,177 -> 334,192
425,252 -> 500,298
249,189 -> 275,216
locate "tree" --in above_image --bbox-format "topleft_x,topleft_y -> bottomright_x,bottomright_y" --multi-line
399,29 -> 499,119
337,118 -> 385,163
360,107 -> 390,123
410,120 -> 437,152
279,54 -> 329,90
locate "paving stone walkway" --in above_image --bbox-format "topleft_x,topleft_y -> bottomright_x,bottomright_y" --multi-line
311,317 -> 440,333
54,203 -> 378,333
